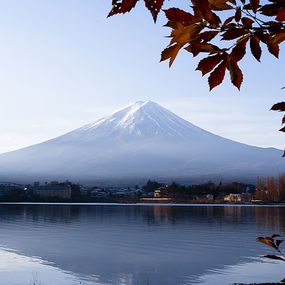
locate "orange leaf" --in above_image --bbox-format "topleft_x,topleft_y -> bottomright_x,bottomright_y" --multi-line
227,58 -> 243,89
108,0 -> 138,17
160,44 -> 182,67
271,33 -> 285,44
164,8 -> 195,23
196,54 -> 225,75
208,60 -> 227,90
250,36 -> 262,61
276,8 -> 285,21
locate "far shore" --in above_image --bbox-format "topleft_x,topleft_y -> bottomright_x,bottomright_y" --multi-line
0,201 -> 285,207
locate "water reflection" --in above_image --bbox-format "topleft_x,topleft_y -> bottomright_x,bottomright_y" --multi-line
0,204 -> 284,284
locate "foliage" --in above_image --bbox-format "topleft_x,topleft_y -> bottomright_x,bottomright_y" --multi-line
108,0 -> 285,90
257,234 -> 285,262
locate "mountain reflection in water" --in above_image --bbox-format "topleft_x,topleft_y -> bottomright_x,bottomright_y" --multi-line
0,204 -> 284,285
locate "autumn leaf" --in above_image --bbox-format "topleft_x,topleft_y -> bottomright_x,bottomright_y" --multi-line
271,102 -> 285,112
241,17 -> 254,26
250,36 -> 262,61
271,33 -> 285,44
263,255 -> 285,261
222,28 -> 247,40
144,0 -> 164,22
231,37 -> 249,61
196,54 -> 225,75
276,8 -> 285,21
257,237 -> 278,250
235,8 -> 242,22
267,42 -> 279,58
227,58 -> 243,89
208,59 -> 228,90
164,8 -> 195,23
250,0 -> 260,13
108,0 -> 138,17
160,44 -> 183,67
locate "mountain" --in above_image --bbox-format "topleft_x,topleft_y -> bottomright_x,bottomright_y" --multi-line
0,100 -> 283,184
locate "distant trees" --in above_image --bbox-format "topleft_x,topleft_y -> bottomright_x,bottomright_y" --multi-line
255,174 -> 285,201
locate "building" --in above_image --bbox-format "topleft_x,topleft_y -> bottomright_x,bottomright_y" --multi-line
224,194 -> 242,202
224,193 -> 252,203
32,185 -> 71,199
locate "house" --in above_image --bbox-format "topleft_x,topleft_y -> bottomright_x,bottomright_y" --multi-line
224,193 -> 242,202
224,193 -> 252,203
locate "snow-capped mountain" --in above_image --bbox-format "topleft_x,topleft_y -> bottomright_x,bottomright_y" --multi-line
0,100 -> 283,184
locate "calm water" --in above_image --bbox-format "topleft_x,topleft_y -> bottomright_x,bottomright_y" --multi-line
0,204 -> 284,285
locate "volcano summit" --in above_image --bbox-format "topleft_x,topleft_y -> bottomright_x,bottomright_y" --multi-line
0,101 -> 283,184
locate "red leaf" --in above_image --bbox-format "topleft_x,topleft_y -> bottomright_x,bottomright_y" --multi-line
196,54 -> 225,75
271,102 -> 285,111
250,36 -> 262,61
231,37 -> 248,61
208,60 -> 227,90
222,29 -> 247,40
196,0 -> 221,25
250,0 -> 259,13
223,16 -> 235,27
235,8 -> 242,22
227,58 -> 243,90
276,8 -> 285,21
144,0 -> 164,22
108,0 -> 138,17
164,8 -> 195,23
267,42 -> 279,58
241,17 -> 254,26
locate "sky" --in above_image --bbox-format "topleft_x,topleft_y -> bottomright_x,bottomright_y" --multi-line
0,0 -> 284,153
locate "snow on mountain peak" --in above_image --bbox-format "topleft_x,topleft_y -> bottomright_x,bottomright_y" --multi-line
63,100 -> 213,142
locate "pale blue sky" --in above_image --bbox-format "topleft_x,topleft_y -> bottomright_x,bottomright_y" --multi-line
0,0 -> 284,153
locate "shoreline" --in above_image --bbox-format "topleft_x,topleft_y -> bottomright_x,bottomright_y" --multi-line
0,201 -> 284,207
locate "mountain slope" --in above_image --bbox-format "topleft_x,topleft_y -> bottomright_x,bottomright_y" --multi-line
0,101 -> 283,183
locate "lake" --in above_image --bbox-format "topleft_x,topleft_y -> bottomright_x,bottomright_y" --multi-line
0,204 -> 284,285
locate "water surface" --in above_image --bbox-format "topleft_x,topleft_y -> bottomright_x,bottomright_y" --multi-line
0,204 -> 284,285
